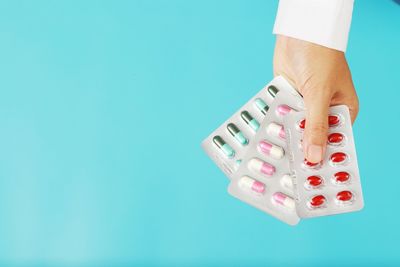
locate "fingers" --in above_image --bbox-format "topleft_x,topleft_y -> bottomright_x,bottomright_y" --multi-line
302,88 -> 332,163
348,98 -> 359,124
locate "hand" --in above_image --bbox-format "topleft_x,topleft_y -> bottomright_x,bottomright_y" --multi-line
273,35 -> 359,163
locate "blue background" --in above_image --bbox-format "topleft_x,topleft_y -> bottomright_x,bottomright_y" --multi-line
0,0 -> 399,266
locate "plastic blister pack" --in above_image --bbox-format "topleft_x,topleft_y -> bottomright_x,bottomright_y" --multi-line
284,105 -> 364,218
201,76 -> 301,179
228,91 -> 304,225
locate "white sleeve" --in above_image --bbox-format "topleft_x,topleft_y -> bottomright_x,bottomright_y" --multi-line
273,0 -> 354,52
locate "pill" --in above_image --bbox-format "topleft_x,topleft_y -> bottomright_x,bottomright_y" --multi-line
234,159 -> 242,171
276,104 -> 293,116
328,132 -> 344,145
213,135 -> 235,158
248,158 -> 275,176
238,176 -> 265,194
336,190 -> 353,202
306,175 -> 323,188
258,140 -> 284,159
241,111 -> 260,132
329,115 -> 340,126
273,192 -> 295,210
267,85 -> 279,98
281,174 -> 294,189
330,152 -> 348,164
254,98 -> 269,115
334,171 -> 350,183
227,123 -> 248,145
308,195 -> 326,208
303,159 -> 320,168
266,122 -> 285,139
298,119 -> 306,130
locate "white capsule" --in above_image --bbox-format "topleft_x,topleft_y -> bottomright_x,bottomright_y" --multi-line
238,176 -> 265,194
273,192 -> 295,210
248,158 -> 275,176
281,174 -> 294,190
258,140 -> 284,160
266,122 -> 285,139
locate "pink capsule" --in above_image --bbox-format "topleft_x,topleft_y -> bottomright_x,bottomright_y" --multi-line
267,122 -> 286,139
238,176 -> 265,194
273,192 -> 295,209
258,140 -> 284,160
276,105 -> 293,116
248,158 -> 275,176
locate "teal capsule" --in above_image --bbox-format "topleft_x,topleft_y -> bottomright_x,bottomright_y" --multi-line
227,123 -> 248,145
234,159 -> 242,171
267,85 -> 279,98
241,111 -> 260,132
213,135 -> 235,158
254,98 -> 269,115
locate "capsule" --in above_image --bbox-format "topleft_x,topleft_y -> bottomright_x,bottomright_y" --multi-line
241,111 -> 260,132
254,98 -> 269,115
273,192 -> 295,210
276,104 -> 293,116
227,123 -> 248,145
281,174 -> 294,190
329,115 -> 340,126
258,140 -> 284,160
238,176 -> 265,194
212,136 -> 235,158
234,159 -> 242,171
328,132 -> 345,146
305,175 -> 323,189
308,195 -> 326,209
267,85 -> 279,98
334,171 -> 350,184
266,122 -> 285,139
298,119 -> 306,130
248,158 -> 275,176
303,159 -> 321,168
330,152 -> 348,165
336,190 -> 353,203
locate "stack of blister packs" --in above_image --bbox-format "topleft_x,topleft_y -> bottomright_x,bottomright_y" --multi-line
202,76 -> 364,225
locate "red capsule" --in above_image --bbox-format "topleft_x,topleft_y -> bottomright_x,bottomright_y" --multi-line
336,191 -> 353,202
334,171 -> 350,183
298,119 -> 306,129
328,115 -> 340,126
309,195 -> 326,207
306,176 -> 323,187
304,159 -> 320,167
328,133 -> 344,145
330,152 -> 347,164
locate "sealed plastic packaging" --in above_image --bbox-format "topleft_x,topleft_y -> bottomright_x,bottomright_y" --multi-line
201,76 -> 302,179
228,91 -> 304,225
284,105 -> 364,218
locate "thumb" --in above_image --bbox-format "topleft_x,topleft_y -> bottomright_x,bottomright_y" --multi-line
302,89 -> 331,163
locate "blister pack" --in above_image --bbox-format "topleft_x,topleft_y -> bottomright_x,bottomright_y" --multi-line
201,76 -> 301,179
228,91 -> 304,225
284,105 -> 364,218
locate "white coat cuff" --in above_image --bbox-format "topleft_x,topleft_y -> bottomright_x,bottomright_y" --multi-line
273,0 -> 354,52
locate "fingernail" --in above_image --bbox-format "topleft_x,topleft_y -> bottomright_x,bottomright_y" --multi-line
307,145 -> 323,163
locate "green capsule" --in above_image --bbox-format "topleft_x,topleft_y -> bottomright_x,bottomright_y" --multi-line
213,135 -> 235,158
255,98 -> 269,115
241,111 -> 260,132
227,123 -> 248,145
267,85 -> 279,98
